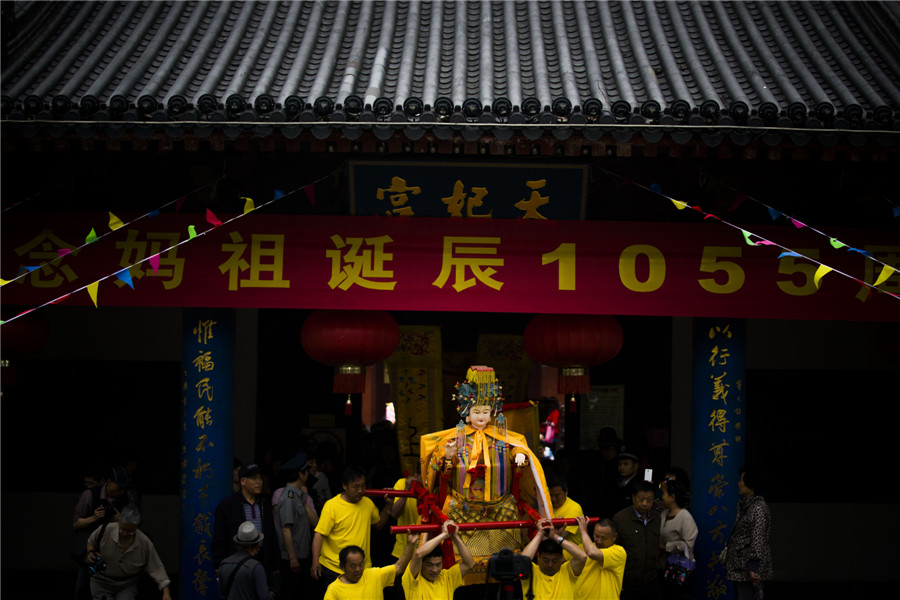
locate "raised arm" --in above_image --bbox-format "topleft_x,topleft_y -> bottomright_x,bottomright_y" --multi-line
521,519 -> 552,560
374,502 -> 392,531
394,532 -> 421,577
555,523 -> 587,576
305,496 -> 319,530
408,530 -> 446,578
577,515 -> 605,564
391,476 -> 418,519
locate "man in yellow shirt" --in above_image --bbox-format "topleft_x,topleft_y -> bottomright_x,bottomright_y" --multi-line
324,532 -> 418,600
390,473 -> 421,561
402,520 -> 475,600
311,467 -> 391,595
547,475 -> 585,561
574,515 -> 627,599
520,518 -> 587,600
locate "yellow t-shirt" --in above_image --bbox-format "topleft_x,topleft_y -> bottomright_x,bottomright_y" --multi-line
391,478 -> 421,559
315,494 -> 380,573
324,565 -> 395,600
401,563 -> 463,600
552,497 -> 584,561
527,561 -> 578,600
574,544 -> 626,600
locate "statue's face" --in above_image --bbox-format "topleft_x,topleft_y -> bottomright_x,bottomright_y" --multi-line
468,405 -> 492,430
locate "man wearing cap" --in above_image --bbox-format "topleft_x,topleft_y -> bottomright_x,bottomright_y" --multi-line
72,465 -> 139,600
219,521 -> 274,599
213,463 -> 279,586
274,452 -> 318,600
602,448 -> 643,518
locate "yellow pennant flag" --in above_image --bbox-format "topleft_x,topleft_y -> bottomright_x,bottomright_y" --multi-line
87,281 -> 99,307
670,198 -> 688,210
874,265 -> 896,287
813,265 -> 833,288
108,212 -> 124,231
0,279 -> 8,286
242,196 -> 255,214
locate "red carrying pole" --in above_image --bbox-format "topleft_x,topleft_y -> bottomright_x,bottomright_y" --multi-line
365,488 -> 416,498
389,517 -> 599,536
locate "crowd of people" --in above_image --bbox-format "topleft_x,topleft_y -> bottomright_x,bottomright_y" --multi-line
69,431 -> 773,600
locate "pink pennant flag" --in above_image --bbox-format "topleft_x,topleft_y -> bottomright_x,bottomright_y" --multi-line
148,253 -> 160,275
305,184 -> 316,206
790,218 -> 806,229
206,208 -> 223,227
175,195 -> 187,213
58,248 -> 72,257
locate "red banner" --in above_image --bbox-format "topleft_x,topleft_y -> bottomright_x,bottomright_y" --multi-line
2,213 -> 897,321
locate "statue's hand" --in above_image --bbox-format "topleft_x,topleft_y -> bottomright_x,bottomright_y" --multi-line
514,453 -> 527,467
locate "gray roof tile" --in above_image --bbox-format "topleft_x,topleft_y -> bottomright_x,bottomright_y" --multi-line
1,0 -> 898,144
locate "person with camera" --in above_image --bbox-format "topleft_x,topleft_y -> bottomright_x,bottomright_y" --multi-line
85,505 -> 171,600
575,515 -> 627,600
72,465 -> 139,600
401,519 -> 475,600
520,518 -> 587,599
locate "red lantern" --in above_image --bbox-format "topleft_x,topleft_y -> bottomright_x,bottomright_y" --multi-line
524,314 -> 623,409
301,310 -> 399,395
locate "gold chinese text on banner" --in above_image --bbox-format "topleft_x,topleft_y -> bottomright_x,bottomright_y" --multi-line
387,326 -> 443,476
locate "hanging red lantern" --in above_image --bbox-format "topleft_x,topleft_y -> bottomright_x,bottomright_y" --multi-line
301,310 -> 400,395
523,314 -> 624,410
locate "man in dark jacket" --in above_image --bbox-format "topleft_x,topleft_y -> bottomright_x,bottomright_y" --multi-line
612,480 -> 661,600
213,463 -> 280,585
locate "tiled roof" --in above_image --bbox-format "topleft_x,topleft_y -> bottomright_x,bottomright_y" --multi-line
2,0 -> 899,147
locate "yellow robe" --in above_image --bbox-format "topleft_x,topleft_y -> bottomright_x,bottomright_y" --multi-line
419,424 -> 553,582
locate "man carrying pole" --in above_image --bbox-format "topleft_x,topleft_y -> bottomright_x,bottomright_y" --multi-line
402,519 -> 475,600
